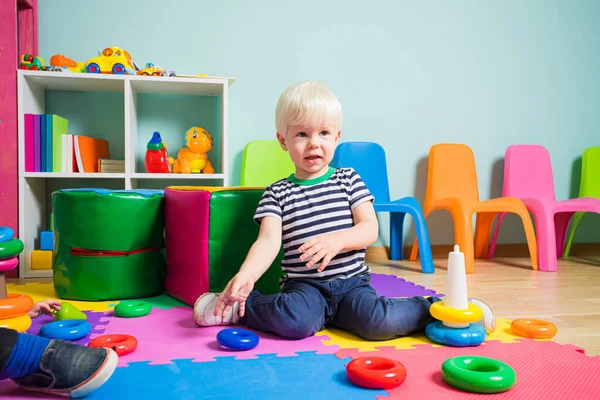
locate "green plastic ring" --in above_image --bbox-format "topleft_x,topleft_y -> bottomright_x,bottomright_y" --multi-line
113,300 -> 152,318
0,239 -> 24,260
442,356 -> 516,394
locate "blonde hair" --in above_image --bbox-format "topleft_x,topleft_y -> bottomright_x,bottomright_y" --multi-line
275,80 -> 342,136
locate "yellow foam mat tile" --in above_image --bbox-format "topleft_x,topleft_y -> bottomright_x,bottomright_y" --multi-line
486,317 -> 554,343
316,318 -> 553,352
6,283 -> 115,312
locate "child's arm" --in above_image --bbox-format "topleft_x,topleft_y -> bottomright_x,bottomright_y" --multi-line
299,201 -> 378,271
214,216 -> 282,318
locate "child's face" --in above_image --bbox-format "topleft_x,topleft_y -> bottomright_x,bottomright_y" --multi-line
277,122 -> 340,180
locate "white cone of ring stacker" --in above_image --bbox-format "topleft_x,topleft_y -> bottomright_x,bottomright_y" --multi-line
443,245 -> 469,328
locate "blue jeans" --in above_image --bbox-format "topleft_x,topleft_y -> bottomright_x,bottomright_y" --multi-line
241,273 -> 441,340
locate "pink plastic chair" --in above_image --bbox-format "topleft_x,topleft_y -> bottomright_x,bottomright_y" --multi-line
487,145 -> 600,272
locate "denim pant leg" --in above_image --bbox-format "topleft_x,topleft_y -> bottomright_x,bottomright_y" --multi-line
331,274 -> 441,341
242,279 -> 332,340
0,328 -> 18,377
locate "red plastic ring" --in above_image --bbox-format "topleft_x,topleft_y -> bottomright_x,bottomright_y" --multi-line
88,334 -> 138,356
346,356 -> 407,389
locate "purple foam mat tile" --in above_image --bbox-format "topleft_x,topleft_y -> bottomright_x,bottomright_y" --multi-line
369,273 -> 443,298
26,310 -> 113,345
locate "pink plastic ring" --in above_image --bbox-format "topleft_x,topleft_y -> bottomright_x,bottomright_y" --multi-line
0,257 -> 18,272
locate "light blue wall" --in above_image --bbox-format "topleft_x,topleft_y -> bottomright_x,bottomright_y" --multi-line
38,0 -> 600,246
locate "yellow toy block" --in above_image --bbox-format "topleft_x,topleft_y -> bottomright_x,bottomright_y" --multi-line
31,250 -> 53,270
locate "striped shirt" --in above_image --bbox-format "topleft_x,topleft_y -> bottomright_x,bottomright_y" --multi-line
254,167 -> 375,284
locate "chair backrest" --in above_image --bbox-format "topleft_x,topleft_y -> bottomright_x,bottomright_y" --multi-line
424,144 -> 480,207
240,140 -> 296,186
579,146 -> 600,199
502,145 -> 555,201
331,141 -> 390,202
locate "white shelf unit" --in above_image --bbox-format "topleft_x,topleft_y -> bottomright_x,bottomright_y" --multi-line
17,70 -> 235,278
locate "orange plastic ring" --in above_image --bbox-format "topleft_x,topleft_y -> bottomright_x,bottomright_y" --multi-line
0,293 -> 34,319
88,334 -> 138,356
511,318 -> 557,339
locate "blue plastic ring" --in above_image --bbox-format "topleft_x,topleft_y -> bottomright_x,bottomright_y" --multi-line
216,328 -> 259,350
39,320 -> 92,341
425,321 -> 486,347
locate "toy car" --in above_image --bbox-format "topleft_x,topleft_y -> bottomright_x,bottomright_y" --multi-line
20,54 -> 45,70
137,62 -> 176,77
85,47 -> 136,75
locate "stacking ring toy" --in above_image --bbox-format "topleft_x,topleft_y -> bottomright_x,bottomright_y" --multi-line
0,293 -> 34,319
217,328 -> 259,350
426,321 -> 486,347
39,320 -> 92,341
89,334 -> 138,356
0,257 -> 19,271
0,239 -> 24,259
0,314 -> 32,332
511,318 -> 557,339
0,226 -> 14,242
114,301 -> 152,318
346,356 -> 406,389
429,301 -> 483,324
442,355 -> 516,393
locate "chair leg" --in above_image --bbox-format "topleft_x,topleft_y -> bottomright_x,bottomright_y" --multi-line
451,208 -> 475,274
487,212 -> 508,259
528,208 -> 554,271
389,212 -> 406,261
474,212 -> 498,259
409,235 -> 420,261
564,212 -> 585,257
403,207 -> 434,274
554,212 -> 574,259
511,207 -> 538,270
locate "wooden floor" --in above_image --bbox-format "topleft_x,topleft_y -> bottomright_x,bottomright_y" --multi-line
368,254 -> 600,356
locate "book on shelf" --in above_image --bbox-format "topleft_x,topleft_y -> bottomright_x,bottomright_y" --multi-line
24,113 -> 110,173
98,159 -> 125,173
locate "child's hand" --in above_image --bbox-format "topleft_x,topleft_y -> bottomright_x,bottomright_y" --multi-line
299,233 -> 344,272
28,299 -> 61,318
214,270 -> 255,319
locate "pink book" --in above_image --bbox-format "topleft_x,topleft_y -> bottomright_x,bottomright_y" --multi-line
34,115 -> 40,172
24,114 -> 34,172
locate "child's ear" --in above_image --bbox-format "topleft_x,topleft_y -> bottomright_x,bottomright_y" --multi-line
276,132 -> 288,151
334,130 -> 341,142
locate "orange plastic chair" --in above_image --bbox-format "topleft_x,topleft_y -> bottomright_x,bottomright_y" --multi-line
409,143 -> 537,273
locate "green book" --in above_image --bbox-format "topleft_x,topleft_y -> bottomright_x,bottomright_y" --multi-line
51,115 -> 69,172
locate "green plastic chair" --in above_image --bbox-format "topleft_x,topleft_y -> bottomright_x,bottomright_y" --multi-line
564,146 -> 600,256
240,140 -> 296,186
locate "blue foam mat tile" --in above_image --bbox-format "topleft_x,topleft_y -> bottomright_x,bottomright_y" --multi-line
86,351 -> 387,399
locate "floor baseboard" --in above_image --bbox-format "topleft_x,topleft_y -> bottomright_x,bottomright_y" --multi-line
365,243 -> 600,261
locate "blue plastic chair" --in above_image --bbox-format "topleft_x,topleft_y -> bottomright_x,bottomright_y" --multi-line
331,142 -> 434,273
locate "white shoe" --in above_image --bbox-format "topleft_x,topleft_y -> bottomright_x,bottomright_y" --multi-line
193,292 -> 239,326
469,297 -> 496,333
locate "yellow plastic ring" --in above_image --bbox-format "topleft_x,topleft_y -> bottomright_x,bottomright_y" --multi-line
0,314 -> 32,332
430,301 -> 483,324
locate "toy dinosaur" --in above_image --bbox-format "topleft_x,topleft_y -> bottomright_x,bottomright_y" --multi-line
168,127 -> 215,174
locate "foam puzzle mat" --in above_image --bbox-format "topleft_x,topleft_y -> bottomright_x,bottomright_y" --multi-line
1,273 -> 599,399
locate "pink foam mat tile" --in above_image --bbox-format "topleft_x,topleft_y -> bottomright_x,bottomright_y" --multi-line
91,306 -> 340,366
335,340 -> 600,399
0,382 -> 58,399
